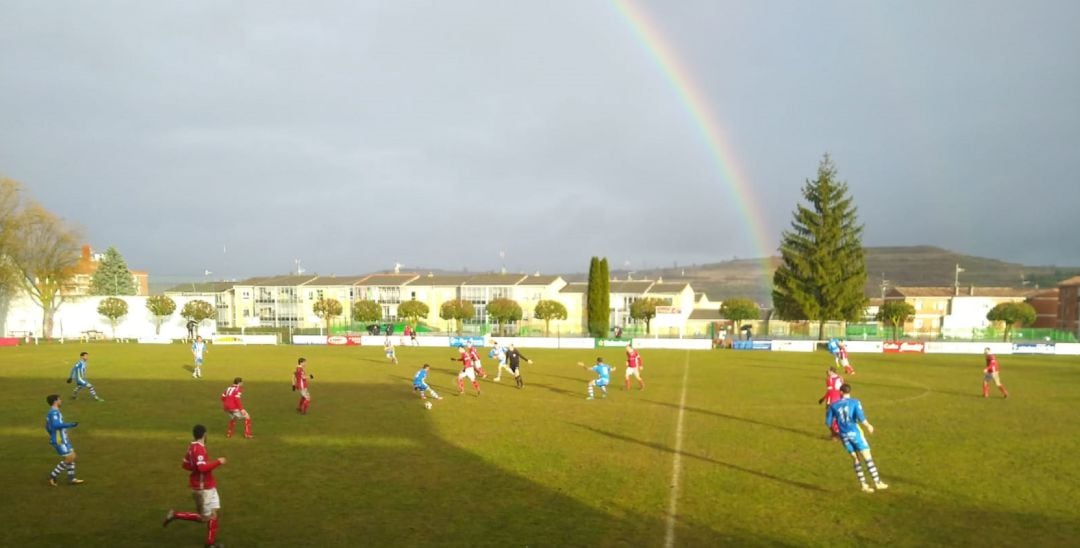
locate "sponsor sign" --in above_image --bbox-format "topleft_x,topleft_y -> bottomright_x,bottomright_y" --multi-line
449,336 -> 486,348
733,340 -> 772,351
328,335 -> 363,346
1012,343 -> 1056,355
0,337 -> 19,347
883,341 -> 925,353
597,338 -> 632,348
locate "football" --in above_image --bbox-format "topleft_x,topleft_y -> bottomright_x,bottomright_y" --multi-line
424,401 -> 433,410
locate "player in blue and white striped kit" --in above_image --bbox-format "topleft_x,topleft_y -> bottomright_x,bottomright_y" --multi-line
413,364 -> 441,401
45,394 -> 84,486
67,351 -> 103,402
825,384 -> 888,493
489,342 -> 511,382
580,357 -> 614,400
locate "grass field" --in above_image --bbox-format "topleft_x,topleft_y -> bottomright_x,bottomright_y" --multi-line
3,342 -> 1079,547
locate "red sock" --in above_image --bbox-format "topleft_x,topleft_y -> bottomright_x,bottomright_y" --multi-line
472,381 -> 480,393
244,418 -> 252,436
206,517 -> 218,545
298,397 -> 305,411
302,398 -> 310,413
173,511 -> 201,522
625,380 -> 630,390
639,380 -> 645,390
1000,386 -> 1009,397
457,378 -> 465,392
982,383 -> 989,397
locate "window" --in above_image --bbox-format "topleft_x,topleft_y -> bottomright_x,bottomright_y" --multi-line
378,287 -> 401,304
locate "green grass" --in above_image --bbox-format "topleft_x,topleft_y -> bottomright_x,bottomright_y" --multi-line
2,343 -> 1079,546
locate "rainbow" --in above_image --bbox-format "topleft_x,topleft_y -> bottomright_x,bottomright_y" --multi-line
610,0 -> 776,281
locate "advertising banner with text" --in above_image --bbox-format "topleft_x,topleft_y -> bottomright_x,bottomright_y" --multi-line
883,341 -> 925,354
1012,343 -> 1056,355
327,335 -> 363,346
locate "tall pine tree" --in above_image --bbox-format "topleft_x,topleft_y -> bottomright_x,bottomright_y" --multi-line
90,246 -> 136,295
772,155 -> 867,338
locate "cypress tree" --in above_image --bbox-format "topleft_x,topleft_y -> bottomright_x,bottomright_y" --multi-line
586,257 -> 600,337
597,257 -> 610,337
772,155 -> 868,338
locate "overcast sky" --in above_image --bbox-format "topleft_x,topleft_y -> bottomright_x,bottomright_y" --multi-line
2,0 -> 1078,280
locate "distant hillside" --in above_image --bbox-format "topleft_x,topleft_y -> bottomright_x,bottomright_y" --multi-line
616,246 -> 1080,305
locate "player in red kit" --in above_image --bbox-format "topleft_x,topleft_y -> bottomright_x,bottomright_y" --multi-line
837,341 -> 856,376
293,358 -> 314,414
221,377 -> 252,439
451,346 -> 481,396
818,366 -> 845,437
466,341 -> 488,379
163,424 -> 226,548
624,345 -> 645,391
982,348 -> 1009,398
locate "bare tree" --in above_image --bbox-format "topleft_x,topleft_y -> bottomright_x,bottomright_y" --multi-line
11,204 -> 82,338
0,178 -> 27,300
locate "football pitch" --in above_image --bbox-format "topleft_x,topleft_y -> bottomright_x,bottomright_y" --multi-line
3,343 -> 1079,547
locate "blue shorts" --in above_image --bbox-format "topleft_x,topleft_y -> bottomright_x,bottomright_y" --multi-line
414,384 -> 428,392
595,379 -> 609,388
51,442 -> 73,457
840,430 -> 869,453
75,380 -> 91,388
195,358 -> 204,365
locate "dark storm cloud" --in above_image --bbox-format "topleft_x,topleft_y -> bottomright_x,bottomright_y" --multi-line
2,0 -> 1078,280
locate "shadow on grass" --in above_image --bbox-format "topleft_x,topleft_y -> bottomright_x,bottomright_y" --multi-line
1,377 -> 745,547
571,423 -> 827,493
839,491 -> 1080,546
642,399 -> 823,441
529,381 -> 582,398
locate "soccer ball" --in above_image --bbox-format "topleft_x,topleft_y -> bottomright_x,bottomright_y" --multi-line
424,401 -> 433,410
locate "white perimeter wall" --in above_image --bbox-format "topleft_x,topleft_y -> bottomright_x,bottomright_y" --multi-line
3,293 -> 217,340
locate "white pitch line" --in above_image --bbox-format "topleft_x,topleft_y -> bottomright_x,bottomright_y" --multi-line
664,352 -> 691,548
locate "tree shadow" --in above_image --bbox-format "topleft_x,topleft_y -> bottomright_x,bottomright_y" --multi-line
529,381 -> 583,399
570,422 -> 827,493
642,399 -> 823,441
2,377 -> 739,547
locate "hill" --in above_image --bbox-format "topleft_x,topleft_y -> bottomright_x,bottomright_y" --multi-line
619,246 -> 1080,304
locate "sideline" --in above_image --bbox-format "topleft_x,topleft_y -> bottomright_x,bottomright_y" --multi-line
664,351 -> 691,548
